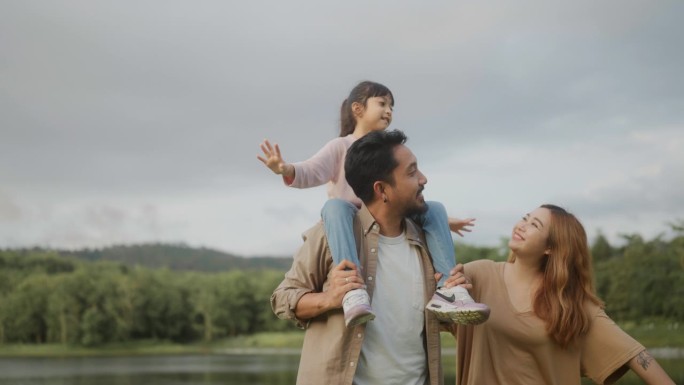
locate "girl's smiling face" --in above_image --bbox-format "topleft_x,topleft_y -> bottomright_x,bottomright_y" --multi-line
355,96 -> 393,131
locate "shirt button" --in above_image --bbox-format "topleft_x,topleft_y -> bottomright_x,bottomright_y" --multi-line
357,333 -> 362,338
370,248 -> 376,253
368,276 -> 373,281
350,362 -> 355,367
372,224 -> 378,230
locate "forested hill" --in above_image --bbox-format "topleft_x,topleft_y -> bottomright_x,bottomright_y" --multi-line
0,227 -> 682,346
15,244 -> 293,272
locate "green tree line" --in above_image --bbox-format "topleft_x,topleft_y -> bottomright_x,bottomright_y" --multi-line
0,251 -> 296,346
0,222 -> 682,346
60,243 -> 293,271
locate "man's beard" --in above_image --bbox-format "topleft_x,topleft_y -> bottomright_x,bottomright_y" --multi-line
403,199 -> 428,219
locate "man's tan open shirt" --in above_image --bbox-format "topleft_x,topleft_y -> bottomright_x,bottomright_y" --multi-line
271,205 -> 443,385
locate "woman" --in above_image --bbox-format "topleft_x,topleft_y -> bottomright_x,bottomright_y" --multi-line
452,204 -> 674,385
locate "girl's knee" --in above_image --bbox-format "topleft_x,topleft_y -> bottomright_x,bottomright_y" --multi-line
322,199 -> 356,220
426,201 -> 447,217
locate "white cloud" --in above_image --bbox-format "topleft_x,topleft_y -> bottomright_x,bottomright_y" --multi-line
1,0 -> 682,255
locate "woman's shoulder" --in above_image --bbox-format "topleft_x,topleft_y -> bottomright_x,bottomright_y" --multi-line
464,259 -> 503,276
583,299 -> 607,319
465,259 -> 501,268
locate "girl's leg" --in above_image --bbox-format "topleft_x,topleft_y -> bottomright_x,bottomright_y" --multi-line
422,201 -> 456,287
421,201 -> 490,325
321,199 -> 360,266
322,199 -> 373,328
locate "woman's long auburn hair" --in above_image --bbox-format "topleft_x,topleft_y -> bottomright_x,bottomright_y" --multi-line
508,204 -> 603,348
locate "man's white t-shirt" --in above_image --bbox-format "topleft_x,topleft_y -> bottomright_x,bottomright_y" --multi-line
354,232 -> 428,385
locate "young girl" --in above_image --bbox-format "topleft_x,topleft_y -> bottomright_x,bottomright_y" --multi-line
257,81 -> 489,327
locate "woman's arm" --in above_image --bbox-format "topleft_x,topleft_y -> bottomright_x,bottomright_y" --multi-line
623,350 -> 675,385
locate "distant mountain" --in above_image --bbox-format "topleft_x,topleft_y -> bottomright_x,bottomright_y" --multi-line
52,243 -> 292,272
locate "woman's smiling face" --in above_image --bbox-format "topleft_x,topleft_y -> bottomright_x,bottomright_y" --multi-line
509,207 -> 552,258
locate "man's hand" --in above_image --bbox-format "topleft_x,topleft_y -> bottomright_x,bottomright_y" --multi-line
327,260 -> 366,309
293,260 -> 366,320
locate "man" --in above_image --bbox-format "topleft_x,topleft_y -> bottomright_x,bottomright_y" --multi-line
271,129 -> 463,385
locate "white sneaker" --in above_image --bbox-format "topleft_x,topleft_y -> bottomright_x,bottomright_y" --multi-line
426,286 -> 490,325
342,288 -> 375,328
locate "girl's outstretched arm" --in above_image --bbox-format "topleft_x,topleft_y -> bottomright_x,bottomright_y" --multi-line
257,139 -> 295,179
448,217 -> 476,237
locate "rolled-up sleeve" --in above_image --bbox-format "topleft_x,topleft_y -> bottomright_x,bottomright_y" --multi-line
271,278 -> 314,329
270,224 -> 333,329
581,308 -> 645,384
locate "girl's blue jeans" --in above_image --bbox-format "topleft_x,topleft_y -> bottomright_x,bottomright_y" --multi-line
321,199 -> 455,287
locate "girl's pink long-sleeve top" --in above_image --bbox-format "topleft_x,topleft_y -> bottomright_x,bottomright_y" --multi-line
284,134 -> 362,208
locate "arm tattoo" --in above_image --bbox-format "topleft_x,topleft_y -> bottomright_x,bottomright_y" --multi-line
636,350 -> 654,370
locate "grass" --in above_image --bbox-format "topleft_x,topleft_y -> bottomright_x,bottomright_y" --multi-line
0,320 -> 680,358
617,320 -> 684,348
0,332 -> 308,358
0,339 -> 210,357
217,331 -> 305,349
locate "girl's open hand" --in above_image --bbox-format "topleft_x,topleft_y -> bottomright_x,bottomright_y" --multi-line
257,139 -> 287,175
449,217 -> 476,237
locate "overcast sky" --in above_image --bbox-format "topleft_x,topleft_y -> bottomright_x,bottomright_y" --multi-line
1,1 -> 683,257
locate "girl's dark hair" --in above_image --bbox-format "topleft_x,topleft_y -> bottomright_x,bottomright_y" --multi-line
339,81 -> 394,137
345,129 -> 407,203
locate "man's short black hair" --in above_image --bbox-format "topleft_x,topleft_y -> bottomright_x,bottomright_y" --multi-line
345,129 -> 408,203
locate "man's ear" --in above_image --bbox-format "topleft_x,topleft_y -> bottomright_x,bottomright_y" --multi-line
372,181 -> 386,202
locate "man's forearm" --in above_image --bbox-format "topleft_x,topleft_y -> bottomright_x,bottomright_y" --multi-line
294,291 -> 336,320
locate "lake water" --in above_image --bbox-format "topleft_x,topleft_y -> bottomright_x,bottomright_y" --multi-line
0,352 -> 681,384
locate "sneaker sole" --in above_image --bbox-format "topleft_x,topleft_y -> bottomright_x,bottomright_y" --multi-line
427,305 -> 490,325
449,309 -> 489,325
347,313 -> 376,328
